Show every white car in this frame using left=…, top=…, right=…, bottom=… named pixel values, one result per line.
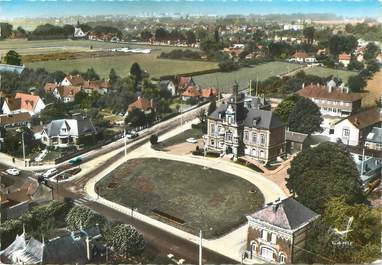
left=126, top=131, right=138, bottom=139
left=42, top=168, right=58, bottom=178
left=6, top=168, right=20, bottom=176
left=186, top=138, right=198, bottom=144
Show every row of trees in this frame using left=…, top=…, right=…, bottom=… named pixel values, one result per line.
left=141, top=27, right=197, bottom=45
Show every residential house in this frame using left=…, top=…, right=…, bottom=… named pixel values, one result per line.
left=127, top=96, right=155, bottom=114
left=2, top=93, right=46, bottom=116
left=200, top=87, right=218, bottom=101
left=298, top=80, right=362, bottom=118
left=73, top=26, right=86, bottom=39
left=285, top=130, right=310, bottom=153
left=205, top=83, right=285, bottom=163
left=0, top=64, right=25, bottom=74
left=331, top=107, right=382, bottom=146
left=177, top=76, right=195, bottom=91
left=60, top=75, right=85, bottom=87
left=43, top=82, right=59, bottom=93
left=0, top=226, right=102, bottom=264
left=244, top=96, right=271, bottom=111
left=54, top=86, right=82, bottom=103
left=338, top=53, right=351, bottom=67
left=290, top=51, right=317, bottom=64
left=41, top=116, right=97, bottom=148
left=159, top=80, right=177, bottom=96
left=181, top=86, right=201, bottom=101
left=245, top=197, right=319, bottom=263
left=0, top=112, right=31, bottom=128
left=82, top=80, right=111, bottom=95
left=365, top=127, right=382, bottom=151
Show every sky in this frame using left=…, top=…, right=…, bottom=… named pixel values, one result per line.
left=0, top=0, right=381, bottom=19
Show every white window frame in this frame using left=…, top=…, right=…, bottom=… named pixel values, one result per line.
left=262, top=230, right=268, bottom=241
left=271, top=233, right=277, bottom=244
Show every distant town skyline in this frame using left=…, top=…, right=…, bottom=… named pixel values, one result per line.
left=1, top=0, right=382, bottom=20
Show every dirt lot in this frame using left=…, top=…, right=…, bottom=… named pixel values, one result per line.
left=363, top=70, right=382, bottom=107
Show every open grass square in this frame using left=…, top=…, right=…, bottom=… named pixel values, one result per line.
left=95, top=158, right=264, bottom=238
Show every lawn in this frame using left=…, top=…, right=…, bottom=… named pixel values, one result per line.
left=193, top=61, right=303, bottom=92
left=95, top=158, right=264, bottom=238
left=303, top=66, right=358, bottom=83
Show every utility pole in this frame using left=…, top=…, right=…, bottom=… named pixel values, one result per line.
left=124, top=129, right=127, bottom=157
left=21, top=131, right=25, bottom=164
left=199, top=229, right=203, bottom=265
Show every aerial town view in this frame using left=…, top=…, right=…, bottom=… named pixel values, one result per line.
left=0, top=0, right=381, bottom=264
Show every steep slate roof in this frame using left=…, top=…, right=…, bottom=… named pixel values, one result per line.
left=209, top=104, right=284, bottom=130
left=298, top=84, right=363, bottom=102
left=249, top=197, right=319, bottom=231
left=285, top=130, right=309, bottom=143
left=43, top=117, right=97, bottom=137
left=366, top=127, right=382, bottom=144
left=345, top=107, right=382, bottom=129
left=0, top=112, right=31, bottom=125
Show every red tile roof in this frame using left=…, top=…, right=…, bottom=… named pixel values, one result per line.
left=0, top=112, right=31, bottom=126
left=57, top=86, right=81, bottom=98
left=64, top=75, right=85, bottom=86
left=128, top=97, right=153, bottom=112
left=181, top=86, right=200, bottom=97
left=178, top=76, right=194, bottom=88
left=346, top=107, right=382, bottom=129
left=298, top=84, right=363, bottom=102
left=82, top=80, right=111, bottom=90
left=338, top=53, right=351, bottom=61
left=43, top=82, right=59, bottom=93
left=200, top=87, right=218, bottom=98
left=14, top=93, right=41, bottom=112
left=292, top=51, right=308, bottom=59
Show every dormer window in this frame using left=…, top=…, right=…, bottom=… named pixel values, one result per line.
left=62, top=128, right=67, bottom=132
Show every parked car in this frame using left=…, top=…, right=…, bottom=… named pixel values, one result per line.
left=186, top=138, right=197, bottom=144
left=126, top=131, right=139, bottom=139
left=6, top=168, right=20, bottom=176
left=42, top=168, right=58, bottom=178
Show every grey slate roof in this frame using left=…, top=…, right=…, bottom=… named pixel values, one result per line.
left=44, top=116, right=97, bottom=138
left=366, top=127, right=382, bottom=144
left=249, top=197, right=319, bottom=231
left=286, top=130, right=309, bottom=143
left=209, top=104, right=284, bottom=130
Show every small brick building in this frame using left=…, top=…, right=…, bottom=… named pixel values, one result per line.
left=245, top=197, right=319, bottom=263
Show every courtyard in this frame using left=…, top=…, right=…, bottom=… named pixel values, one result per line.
left=95, top=158, right=264, bottom=238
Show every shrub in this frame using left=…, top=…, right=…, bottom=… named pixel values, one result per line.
left=150, top=134, right=158, bottom=145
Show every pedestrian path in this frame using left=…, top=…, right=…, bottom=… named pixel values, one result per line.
left=73, top=196, right=92, bottom=206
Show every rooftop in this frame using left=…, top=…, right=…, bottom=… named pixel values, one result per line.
left=298, top=83, right=363, bottom=102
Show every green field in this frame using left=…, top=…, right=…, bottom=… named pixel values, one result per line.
left=0, top=39, right=216, bottom=78
left=193, top=61, right=303, bottom=92
left=303, top=66, right=358, bottom=83
left=96, top=158, right=264, bottom=238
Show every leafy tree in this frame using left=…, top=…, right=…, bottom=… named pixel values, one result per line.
left=274, top=94, right=301, bottom=123
left=40, top=102, right=68, bottom=123
left=347, top=59, right=364, bottom=71
left=125, top=108, right=147, bottom=127
left=3, top=50, right=22, bottom=66
left=208, top=100, right=217, bottom=115
left=328, top=35, right=357, bottom=56
left=109, top=68, right=119, bottom=86
left=130, top=62, right=142, bottom=82
left=62, top=24, right=75, bottom=36
left=185, top=30, right=196, bottom=45
left=363, top=42, right=381, bottom=62
left=298, top=197, right=381, bottom=264
left=0, top=23, right=13, bottom=39
left=303, top=26, right=315, bottom=45
left=366, top=60, right=380, bottom=74
left=214, top=27, right=220, bottom=42
left=65, top=206, right=107, bottom=231
left=286, top=142, right=364, bottom=213
left=288, top=97, right=322, bottom=134
left=154, top=27, right=170, bottom=42
left=15, top=26, right=27, bottom=38
left=109, top=224, right=145, bottom=257
left=140, top=29, right=153, bottom=41
left=81, top=67, right=100, bottom=81
left=347, top=75, right=366, bottom=92
left=150, top=134, right=158, bottom=145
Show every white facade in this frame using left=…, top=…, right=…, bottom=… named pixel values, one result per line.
left=331, top=119, right=359, bottom=146
left=74, top=27, right=86, bottom=38
left=60, top=77, right=73, bottom=86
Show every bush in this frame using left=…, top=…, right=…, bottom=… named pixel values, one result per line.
left=218, top=60, right=240, bottom=72
left=159, top=49, right=202, bottom=60
left=150, top=134, right=158, bottom=145
left=65, top=206, right=107, bottom=231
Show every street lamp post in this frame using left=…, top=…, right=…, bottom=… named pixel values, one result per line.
left=17, top=128, right=26, bottom=165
